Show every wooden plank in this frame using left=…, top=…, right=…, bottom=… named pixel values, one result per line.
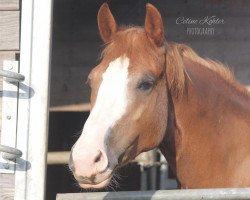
left=49, top=103, right=91, bottom=112
left=47, top=151, right=70, bottom=165
left=0, top=11, right=20, bottom=50
left=47, top=150, right=157, bottom=165
left=49, top=85, right=250, bottom=112
left=0, top=0, right=19, bottom=11
left=0, top=174, right=15, bottom=200
left=0, top=51, right=17, bottom=66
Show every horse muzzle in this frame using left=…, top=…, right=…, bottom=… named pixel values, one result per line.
left=69, top=146, right=115, bottom=189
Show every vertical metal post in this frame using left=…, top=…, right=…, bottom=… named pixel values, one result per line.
left=14, top=0, right=53, bottom=199
left=140, top=165, right=147, bottom=191
left=160, top=153, right=168, bottom=189
left=149, top=149, right=157, bottom=190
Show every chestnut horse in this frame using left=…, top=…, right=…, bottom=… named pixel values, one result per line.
left=69, top=3, right=250, bottom=189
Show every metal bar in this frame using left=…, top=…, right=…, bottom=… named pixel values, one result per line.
left=149, top=149, right=157, bottom=190
left=56, top=188, right=250, bottom=200
left=14, top=0, right=53, bottom=199
left=0, top=144, right=22, bottom=160
left=160, top=153, right=167, bottom=189
left=0, top=69, right=25, bottom=82
left=159, top=153, right=177, bottom=189
left=140, top=165, right=147, bottom=191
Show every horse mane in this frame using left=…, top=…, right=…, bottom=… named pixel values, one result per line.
left=166, top=42, right=249, bottom=98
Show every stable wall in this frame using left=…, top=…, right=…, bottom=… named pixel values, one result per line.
left=50, top=0, right=250, bottom=110
left=47, top=1, right=250, bottom=199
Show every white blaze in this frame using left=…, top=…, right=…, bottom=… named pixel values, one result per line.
left=88, top=56, right=129, bottom=127
left=73, top=56, right=130, bottom=159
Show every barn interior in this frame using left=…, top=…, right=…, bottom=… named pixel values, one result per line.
left=47, top=0, right=250, bottom=199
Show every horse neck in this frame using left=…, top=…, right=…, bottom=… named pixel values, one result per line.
left=159, top=56, right=250, bottom=187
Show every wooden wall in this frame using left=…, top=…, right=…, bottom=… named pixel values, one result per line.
left=0, top=0, right=20, bottom=199
left=50, top=0, right=250, bottom=112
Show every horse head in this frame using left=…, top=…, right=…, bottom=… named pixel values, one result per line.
left=69, top=3, right=168, bottom=189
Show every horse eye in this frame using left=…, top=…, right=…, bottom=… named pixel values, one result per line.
left=137, top=81, right=154, bottom=91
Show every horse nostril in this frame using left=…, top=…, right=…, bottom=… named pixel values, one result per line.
left=94, top=150, right=102, bottom=163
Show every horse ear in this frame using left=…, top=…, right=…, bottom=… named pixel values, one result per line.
left=144, top=3, right=164, bottom=46
left=97, top=3, right=117, bottom=43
